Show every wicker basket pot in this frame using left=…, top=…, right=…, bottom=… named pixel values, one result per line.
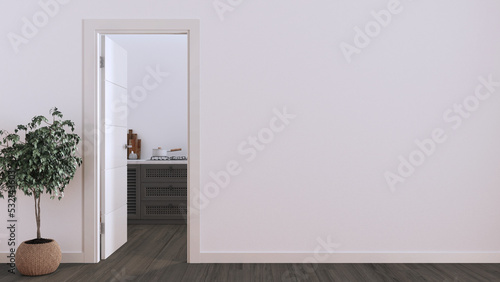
left=15, top=239, right=61, bottom=276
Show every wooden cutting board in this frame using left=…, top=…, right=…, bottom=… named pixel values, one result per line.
left=127, top=129, right=141, bottom=159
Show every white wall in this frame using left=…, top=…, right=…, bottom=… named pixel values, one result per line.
left=107, top=34, right=188, bottom=160
left=1, top=0, right=500, bottom=263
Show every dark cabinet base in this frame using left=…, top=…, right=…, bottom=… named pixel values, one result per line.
left=128, top=163, right=187, bottom=225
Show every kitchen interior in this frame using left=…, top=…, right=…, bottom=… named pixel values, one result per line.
left=107, top=34, right=188, bottom=225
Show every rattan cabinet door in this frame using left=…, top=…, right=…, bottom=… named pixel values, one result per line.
left=140, top=164, right=187, bottom=183
left=140, top=200, right=188, bottom=220
left=141, top=182, right=187, bottom=201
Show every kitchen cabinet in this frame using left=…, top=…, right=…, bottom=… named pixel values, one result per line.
left=127, top=162, right=187, bottom=224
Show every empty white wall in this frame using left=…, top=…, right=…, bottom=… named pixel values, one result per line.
left=108, top=34, right=188, bottom=160
left=0, top=0, right=500, bottom=263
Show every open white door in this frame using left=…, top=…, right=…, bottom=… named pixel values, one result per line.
left=100, top=36, right=128, bottom=260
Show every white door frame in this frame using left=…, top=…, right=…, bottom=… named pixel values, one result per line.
left=82, top=19, right=200, bottom=263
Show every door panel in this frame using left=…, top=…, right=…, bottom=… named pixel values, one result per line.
left=105, top=40, right=128, bottom=88
left=104, top=81, right=128, bottom=127
left=101, top=36, right=128, bottom=260
left=102, top=205, right=127, bottom=258
left=104, top=126, right=127, bottom=170
left=104, top=167, right=127, bottom=213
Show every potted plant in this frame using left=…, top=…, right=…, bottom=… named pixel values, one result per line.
left=0, top=108, right=82, bottom=276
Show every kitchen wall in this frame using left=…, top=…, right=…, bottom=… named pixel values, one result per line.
left=108, top=34, right=188, bottom=160
left=1, top=0, right=500, bottom=263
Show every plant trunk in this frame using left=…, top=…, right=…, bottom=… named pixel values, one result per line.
left=34, top=194, right=41, bottom=239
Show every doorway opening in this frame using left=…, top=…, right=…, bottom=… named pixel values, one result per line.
left=100, top=33, right=189, bottom=259
left=83, top=20, right=200, bottom=263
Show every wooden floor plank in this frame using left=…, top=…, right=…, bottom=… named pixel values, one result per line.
left=270, top=263, right=298, bottom=282
left=137, top=225, right=189, bottom=281
left=203, top=263, right=230, bottom=282
left=180, top=263, right=211, bottom=282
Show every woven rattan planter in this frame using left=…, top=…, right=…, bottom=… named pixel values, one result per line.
left=15, top=239, right=61, bottom=276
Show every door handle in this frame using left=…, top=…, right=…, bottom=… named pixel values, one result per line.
left=125, top=145, right=132, bottom=149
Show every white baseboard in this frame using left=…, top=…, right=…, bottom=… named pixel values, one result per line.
left=195, top=252, right=500, bottom=263
left=0, top=252, right=85, bottom=263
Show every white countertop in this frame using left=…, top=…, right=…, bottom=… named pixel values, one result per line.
left=127, top=160, right=188, bottom=165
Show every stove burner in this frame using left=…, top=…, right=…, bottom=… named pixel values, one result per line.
left=150, top=156, right=188, bottom=161
left=170, top=156, right=187, bottom=160
left=151, top=156, right=169, bottom=161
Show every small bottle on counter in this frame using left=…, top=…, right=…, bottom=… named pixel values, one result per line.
left=129, top=151, right=138, bottom=160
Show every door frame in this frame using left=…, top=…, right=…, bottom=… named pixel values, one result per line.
left=82, top=19, right=200, bottom=263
